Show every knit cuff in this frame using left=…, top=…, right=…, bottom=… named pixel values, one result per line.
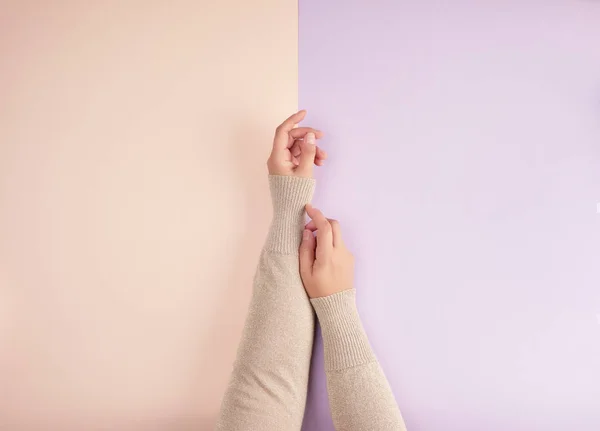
left=265, top=175, right=315, bottom=254
left=311, top=289, right=375, bottom=371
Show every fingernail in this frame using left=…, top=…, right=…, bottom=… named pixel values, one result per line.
left=303, top=229, right=311, bottom=240
left=306, top=132, right=315, bottom=145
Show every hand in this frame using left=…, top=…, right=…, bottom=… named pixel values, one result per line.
left=267, top=110, right=327, bottom=178
left=299, top=205, right=355, bottom=298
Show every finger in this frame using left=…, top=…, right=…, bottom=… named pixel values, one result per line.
left=316, top=146, right=327, bottom=160
left=328, top=219, right=343, bottom=247
left=292, top=156, right=300, bottom=166
left=289, top=127, right=324, bottom=140
left=306, top=219, right=341, bottom=241
left=292, top=144, right=325, bottom=165
left=299, top=229, right=316, bottom=280
left=279, top=110, right=307, bottom=132
left=273, top=110, right=306, bottom=149
left=272, top=111, right=307, bottom=155
left=290, top=141, right=301, bottom=157
left=305, top=204, right=333, bottom=260
left=296, top=132, right=317, bottom=177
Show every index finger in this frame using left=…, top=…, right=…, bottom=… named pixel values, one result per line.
left=306, top=218, right=343, bottom=247
left=305, top=204, right=333, bottom=260
left=272, top=110, right=307, bottom=153
left=275, top=109, right=305, bottom=134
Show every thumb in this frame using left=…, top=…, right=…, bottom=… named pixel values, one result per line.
left=299, top=229, right=316, bottom=280
left=296, top=132, right=317, bottom=177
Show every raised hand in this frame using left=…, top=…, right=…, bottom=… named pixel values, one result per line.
left=267, top=110, right=327, bottom=178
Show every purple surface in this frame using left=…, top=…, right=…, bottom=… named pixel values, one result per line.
left=299, top=1, right=600, bottom=430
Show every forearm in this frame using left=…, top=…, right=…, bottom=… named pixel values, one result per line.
left=216, top=175, right=316, bottom=431
left=311, top=289, right=407, bottom=431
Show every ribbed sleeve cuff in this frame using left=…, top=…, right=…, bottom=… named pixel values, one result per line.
left=311, top=289, right=376, bottom=371
left=265, top=175, right=316, bottom=254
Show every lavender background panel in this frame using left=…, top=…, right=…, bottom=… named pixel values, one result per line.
left=300, top=1, right=600, bottom=430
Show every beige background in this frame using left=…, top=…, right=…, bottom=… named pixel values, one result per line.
left=0, top=1, right=297, bottom=429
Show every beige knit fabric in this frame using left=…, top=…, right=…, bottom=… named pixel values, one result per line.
left=216, top=175, right=406, bottom=431
left=312, top=290, right=407, bottom=431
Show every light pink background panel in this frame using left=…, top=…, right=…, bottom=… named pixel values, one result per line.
left=0, top=1, right=298, bottom=429
left=300, top=1, right=600, bottom=430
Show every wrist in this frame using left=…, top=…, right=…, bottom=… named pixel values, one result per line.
left=310, top=289, right=375, bottom=370
left=265, top=175, right=315, bottom=254
left=269, top=175, right=315, bottom=214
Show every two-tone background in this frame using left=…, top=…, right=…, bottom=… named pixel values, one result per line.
left=1, top=1, right=599, bottom=430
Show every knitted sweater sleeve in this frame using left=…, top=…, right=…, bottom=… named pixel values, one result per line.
left=216, top=175, right=316, bottom=431
left=311, top=289, right=408, bottom=431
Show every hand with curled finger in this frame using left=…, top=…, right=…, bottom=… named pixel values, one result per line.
left=299, top=204, right=355, bottom=298
left=267, top=110, right=327, bottom=178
